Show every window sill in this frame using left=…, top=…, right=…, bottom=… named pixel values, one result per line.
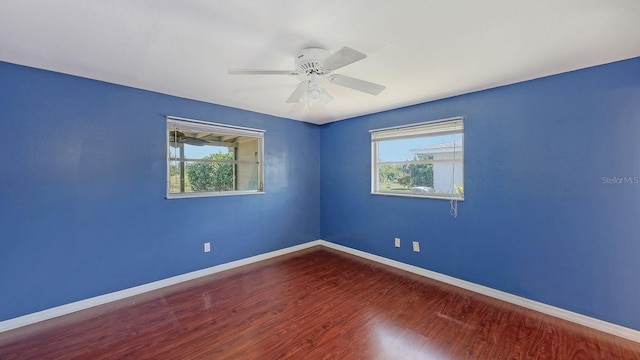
left=371, top=191, right=464, bottom=201
left=166, top=190, right=265, bottom=200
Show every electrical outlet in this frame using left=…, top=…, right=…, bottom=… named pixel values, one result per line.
left=412, top=241, right=420, bottom=252
left=394, top=238, right=401, bottom=248
left=204, top=242, right=211, bottom=253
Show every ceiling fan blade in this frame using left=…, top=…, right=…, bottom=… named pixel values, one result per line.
left=319, top=47, right=366, bottom=71
left=329, top=74, right=385, bottom=95
left=287, top=81, right=309, bottom=103
left=228, top=69, right=299, bottom=75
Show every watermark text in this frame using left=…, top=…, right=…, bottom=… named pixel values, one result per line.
left=602, top=176, right=639, bottom=184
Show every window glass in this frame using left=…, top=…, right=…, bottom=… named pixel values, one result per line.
left=371, top=118, right=464, bottom=200
left=167, top=118, right=264, bottom=198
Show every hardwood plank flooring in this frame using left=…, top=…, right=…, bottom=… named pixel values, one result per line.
left=1, top=247, right=639, bottom=359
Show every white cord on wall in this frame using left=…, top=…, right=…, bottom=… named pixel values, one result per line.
left=450, top=199, right=458, bottom=218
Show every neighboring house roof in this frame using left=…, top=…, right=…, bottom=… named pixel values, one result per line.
left=411, top=140, right=463, bottom=155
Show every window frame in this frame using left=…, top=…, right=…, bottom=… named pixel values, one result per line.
left=166, top=116, right=265, bottom=199
left=370, top=116, right=464, bottom=201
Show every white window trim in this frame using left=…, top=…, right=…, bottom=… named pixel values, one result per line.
left=166, top=116, right=265, bottom=199
left=370, top=116, right=464, bottom=201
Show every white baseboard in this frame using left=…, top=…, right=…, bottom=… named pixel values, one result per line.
left=2, top=238, right=639, bottom=343
left=317, top=240, right=640, bottom=343
left=0, top=240, right=323, bottom=333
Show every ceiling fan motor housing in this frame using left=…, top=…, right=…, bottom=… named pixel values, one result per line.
left=295, top=48, right=330, bottom=75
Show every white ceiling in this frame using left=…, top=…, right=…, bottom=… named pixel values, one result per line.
left=1, top=1, right=639, bottom=125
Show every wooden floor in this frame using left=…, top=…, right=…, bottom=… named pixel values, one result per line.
left=1, top=247, right=639, bottom=359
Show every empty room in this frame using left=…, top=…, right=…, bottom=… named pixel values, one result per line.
left=1, top=1, right=639, bottom=359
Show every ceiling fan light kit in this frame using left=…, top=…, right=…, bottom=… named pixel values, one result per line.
left=307, top=76, right=324, bottom=102
left=228, top=46, right=386, bottom=105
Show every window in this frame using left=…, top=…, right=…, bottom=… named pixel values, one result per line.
left=371, top=117, right=464, bottom=200
left=167, top=117, right=264, bottom=199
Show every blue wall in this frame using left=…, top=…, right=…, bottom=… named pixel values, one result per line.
left=321, top=57, right=640, bottom=330
left=0, top=62, right=321, bottom=321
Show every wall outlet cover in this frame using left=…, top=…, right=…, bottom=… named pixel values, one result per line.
left=395, top=238, right=401, bottom=247
left=412, top=241, right=420, bottom=252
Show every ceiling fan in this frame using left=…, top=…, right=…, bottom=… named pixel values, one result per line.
left=228, top=47, right=385, bottom=105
